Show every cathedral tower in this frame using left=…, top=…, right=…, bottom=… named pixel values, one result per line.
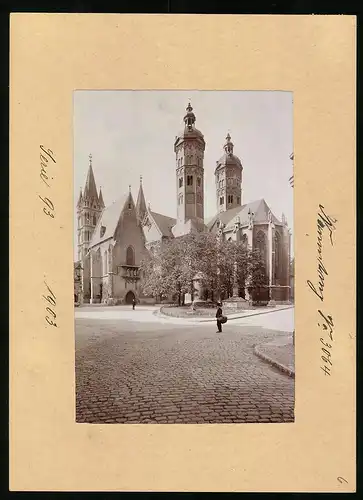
left=173, top=103, right=206, bottom=230
left=215, top=133, right=243, bottom=213
left=77, top=154, right=104, bottom=260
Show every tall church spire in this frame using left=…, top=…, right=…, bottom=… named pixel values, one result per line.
left=77, top=154, right=103, bottom=261
left=215, top=133, right=243, bottom=213
left=98, top=187, right=105, bottom=208
left=136, top=175, right=147, bottom=223
left=83, top=153, right=98, bottom=201
left=173, top=104, right=206, bottom=235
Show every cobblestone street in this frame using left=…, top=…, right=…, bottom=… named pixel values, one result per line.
left=75, top=307, right=294, bottom=424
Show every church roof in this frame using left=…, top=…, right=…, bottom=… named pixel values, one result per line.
left=215, top=153, right=242, bottom=171
left=207, top=199, right=281, bottom=231
left=150, top=211, right=176, bottom=238
left=89, top=193, right=131, bottom=248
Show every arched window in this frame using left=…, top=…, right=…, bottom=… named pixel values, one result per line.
left=255, top=231, right=267, bottom=266
left=103, top=250, right=108, bottom=274
left=242, top=234, right=248, bottom=246
left=126, top=245, right=135, bottom=266
left=274, top=232, right=281, bottom=280
left=93, top=214, right=97, bottom=225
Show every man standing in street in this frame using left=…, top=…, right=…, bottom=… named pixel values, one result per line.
left=216, top=302, right=223, bottom=333
left=132, top=298, right=136, bottom=310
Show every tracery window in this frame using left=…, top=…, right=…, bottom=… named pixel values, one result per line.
left=255, top=231, right=267, bottom=265
left=126, top=245, right=135, bottom=266
left=274, top=232, right=281, bottom=280
left=103, top=250, right=108, bottom=274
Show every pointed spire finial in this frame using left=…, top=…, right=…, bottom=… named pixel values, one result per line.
left=129, top=184, right=131, bottom=193
left=224, top=132, right=234, bottom=155
left=184, top=101, right=196, bottom=129
left=140, top=175, right=143, bottom=185
left=89, top=153, right=92, bottom=166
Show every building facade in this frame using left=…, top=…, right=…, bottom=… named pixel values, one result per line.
left=76, top=103, right=292, bottom=304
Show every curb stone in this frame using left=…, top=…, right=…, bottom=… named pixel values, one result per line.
left=158, top=305, right=294, bottom=322
left=254, top=344, right=295, bottom=378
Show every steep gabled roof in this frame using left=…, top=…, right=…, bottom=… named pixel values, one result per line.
left=207, top=199, right=281, bottom=231
left=89, top=193, right=131, bottom=248
left=150, top=211, right=176, bottom=238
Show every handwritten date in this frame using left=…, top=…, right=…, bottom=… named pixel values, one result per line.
left=39, top=145, right=55, bottom=219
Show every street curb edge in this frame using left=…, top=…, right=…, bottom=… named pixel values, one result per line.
left=254, top=345, right=295, bottom=378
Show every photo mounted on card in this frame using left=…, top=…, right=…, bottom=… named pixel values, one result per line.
left=10, top=14, right=356, bottom=492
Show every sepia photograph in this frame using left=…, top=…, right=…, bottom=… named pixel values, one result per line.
left=74, top=90, right=294, bottom=424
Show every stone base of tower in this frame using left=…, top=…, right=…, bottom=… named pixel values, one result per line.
left=269, top=285, right=291, bottom=303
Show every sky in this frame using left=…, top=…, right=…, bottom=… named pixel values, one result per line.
left=74, top=90, right=293, bottom=259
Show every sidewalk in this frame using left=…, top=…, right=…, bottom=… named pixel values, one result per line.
left=157, top=304, right=294, bottom=323
left=254, top=334, right=295, bottom=377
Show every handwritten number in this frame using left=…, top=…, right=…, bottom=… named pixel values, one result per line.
left=44, top=281, right=57, bottom=328
left=45, top=316, right=57, bottom=327
left=337, top=477, right=348, bottom=484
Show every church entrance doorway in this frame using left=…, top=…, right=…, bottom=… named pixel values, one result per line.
left=125, top=290, right=136, bottom=305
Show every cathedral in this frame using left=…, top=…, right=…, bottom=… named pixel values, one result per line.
left=74, top=103, right=291, bottom=305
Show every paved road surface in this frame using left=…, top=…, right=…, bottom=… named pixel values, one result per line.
left=75, top=307, right=295, bottom=424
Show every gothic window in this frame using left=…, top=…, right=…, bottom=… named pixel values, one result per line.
left=187, top=175, right=193, bottom=186
left=274, top=232, right=281, bottom=279
left=178, top=193, right=183, bottom=205
left=237, top=197, right=240, bottom=205
left=126, top=246, right=135, bottom=266
left=219, top=196, right=224, bottom=206
left=93, top=214, right=97, bottom=225
left=100, top=225, right=106, bottom=238
left=197, top=177, right=201, bottom=187
left=78, top=216, right=80, bottom=228
left=227, top=195, right=234, bottom=204
left=242, top=234, right=248, bottom=246
left=179, top=177, right=183, bottom=188
left=255, top=231, right=267, bottom=265
left=103, top=250, right=108, bottom=274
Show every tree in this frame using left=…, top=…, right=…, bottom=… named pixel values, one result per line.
left=140, top=232, right=270, bottom=305
left=246, top=249, right=269, bottom=303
